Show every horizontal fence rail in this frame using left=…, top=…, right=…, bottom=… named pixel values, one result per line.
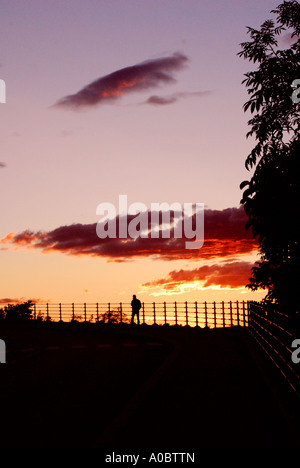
left=248, top=301, right=300, bottom=398
left=1, top=301, right=249, bottom=329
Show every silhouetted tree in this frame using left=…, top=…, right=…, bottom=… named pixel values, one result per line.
left=238, top=1, right=300, bottom=316
left=0, top=301, right=34, bottom=321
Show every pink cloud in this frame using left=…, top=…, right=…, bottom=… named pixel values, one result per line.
left=54, top=52, right=188, bottom=109
left=1, top=206, right=257, bottom=262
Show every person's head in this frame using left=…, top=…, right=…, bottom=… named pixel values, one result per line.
left=133, top=294, right=136, bottom=299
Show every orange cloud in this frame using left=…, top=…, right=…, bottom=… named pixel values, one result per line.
left=1, top=207, right=257, bottom=262
left=142, top=260, right=254, bottom=293
left=0, top=297, right=44, bottom=305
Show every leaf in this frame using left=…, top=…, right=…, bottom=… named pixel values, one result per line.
left=240, top=180, right=250, bottom=190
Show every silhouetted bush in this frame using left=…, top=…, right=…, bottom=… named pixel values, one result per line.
left=0, top=301, right=34, bottom=322
left=35, top=310, right=52, bottom=322
left=71, top=314, right=83, bottom=323
left=0, top=307, right=5, bottom=321
left=99, top=308, right=129, bottom=324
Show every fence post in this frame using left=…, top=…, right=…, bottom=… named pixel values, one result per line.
left=242, top=301, right=246, bottom=326
left=96, top=303, right=99, bottom=322
left=175, top=302, right=178, bottom=326
left=120, top=302, right=123, bottom=323
left=108, top=303, right=111, bottom=323
left=247, top=301, right=251, bottom=326
left=34, top=303, right=36, bottom=320
left=230, top=301, right=233, bottom=327
left=204, top=301, right=208, bottom=327
left=164, top=302, right=167, bottom=325
left=84, top=302, right=87, bottom=322
left=59, top=303, right=62, bottom=321
left=222, top=301, right=225, bottom=328
left=46, top=303, right=49, bottom=321
left=213, top=301, right=216, bottom=328
left=185, top=301, right=188, bottom=326
left=142, top=302, right=145, bottom=324
left=72, top=303, right=75, bottom=321
left=236, top=301, right=239, bottom=326
left=195, top=301, right=198, bottom=327
left=153, top=302, right=156, bottom=324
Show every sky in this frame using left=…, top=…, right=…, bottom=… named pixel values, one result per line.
left=0, top=0, right=284, bottom=307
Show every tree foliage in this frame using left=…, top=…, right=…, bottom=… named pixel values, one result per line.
left=238, top=1, right=300, bottom=315
left=0, top=301, right=34, bottom=322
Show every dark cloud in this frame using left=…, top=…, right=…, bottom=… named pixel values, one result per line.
left=0, top=297, right=43, bottom=305
left=0, top=162, right=6, bottom=168
left=145, top=91, right=211, bottom=106
left=146, top=95, right=177, bottom=105
left=54, top=52, right=188, bottom=109
left=1, top=206, right=257, bottom=262
left=142, top=260, right=254, bottom=292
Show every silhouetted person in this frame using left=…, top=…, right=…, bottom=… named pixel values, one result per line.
left=131, top=294, right=141, bottom=325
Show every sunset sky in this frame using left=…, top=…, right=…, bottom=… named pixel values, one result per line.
left=1, top=0, right=285, bottom=306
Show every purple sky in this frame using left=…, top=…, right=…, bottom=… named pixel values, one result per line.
left=0, top=0, right=281, bottom=304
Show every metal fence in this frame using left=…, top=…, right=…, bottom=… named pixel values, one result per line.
left=28, top=300, right=249, bottom=328
left=248, top=301, right=300, bottom=398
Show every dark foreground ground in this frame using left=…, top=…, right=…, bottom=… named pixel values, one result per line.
left=0, top=321, right=299, bottom=449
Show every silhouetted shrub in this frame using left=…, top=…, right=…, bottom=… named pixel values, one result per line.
left=99, top=308, right=129, bottom=324
left=0, top=301, right=34, bottom=322
left=35, top=311, right=52, bottom=322
left=71, top=314, right=83, bottom=323
left=0, top=307, right=5, bottom=321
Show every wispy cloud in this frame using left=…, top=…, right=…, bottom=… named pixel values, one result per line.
left=0, top=162, right=6, bottom=168
left=144, top=91, right=211, bottom=106
left=1, top=206, right=257, bottom=262
left=54, top=52, right=188, bottom=109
